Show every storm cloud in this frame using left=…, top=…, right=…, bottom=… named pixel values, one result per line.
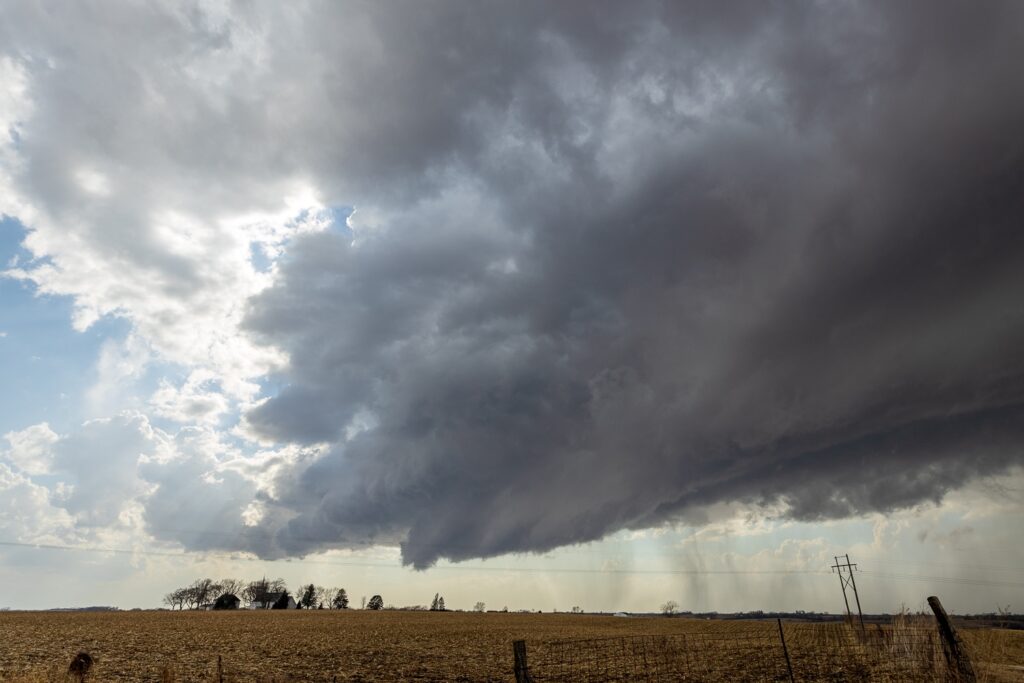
left=233, top=1, right=1024, bottom=566
left=4, top=1, right=1024, bottom=570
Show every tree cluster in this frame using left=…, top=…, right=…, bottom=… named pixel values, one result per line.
left=163, top=579, right=490, bottom=613
left=162, top=577, right=353, bottom=610
left=241, top=577, right=288, bottom=607
left=163, top=578, right=241, bottom=610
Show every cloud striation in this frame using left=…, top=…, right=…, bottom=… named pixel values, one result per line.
left=239, top=1, right=1024, bottom=567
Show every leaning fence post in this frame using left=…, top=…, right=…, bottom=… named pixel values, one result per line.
left=777, top=618, right=795, bottom=683
left=513, top=640, right=535, bottom=683
left=927, top=595, right=976, bottom=682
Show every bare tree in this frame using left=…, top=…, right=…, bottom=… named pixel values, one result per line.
left=240, top=577, right=288, bottom=608
left=182, top=589, right=199, bottom=610
left=163, top=588, right=187, bottom=610
left=474, top=602, right=486, bottom=612
left=187, top=578, right=220, bottom=609
left=661, top=600, right=679, bottom=616
left=218, top=578, right=245, bottom=598
left=243, top=578, right=272, bottom=607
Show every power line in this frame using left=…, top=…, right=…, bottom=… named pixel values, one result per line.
left=0, top=540, right=827, bottom=576
left=4, top=538, right=1022, bottom=588
left=855, top=556, right=1024, bottom=574
left=858, top=569, right=1024, bottom=589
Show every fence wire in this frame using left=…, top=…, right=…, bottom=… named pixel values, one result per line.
left=522, top=621, right=953, bottom=682
left=786, top=622, right=947, bottom=682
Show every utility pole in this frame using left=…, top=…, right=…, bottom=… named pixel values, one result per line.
left=831, top=554, right=865, bottom=634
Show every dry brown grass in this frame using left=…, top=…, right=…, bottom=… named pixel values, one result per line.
left=961, top=627, right=1024, bottom=683
left=882, top=609, right=1024, bottom=682
left=0, top=610, right=1019, bottom=682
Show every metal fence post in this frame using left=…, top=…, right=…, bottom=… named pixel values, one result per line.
left=513, top=640, right=535, bottom=683
left=927, top=595, right=976, bottom=682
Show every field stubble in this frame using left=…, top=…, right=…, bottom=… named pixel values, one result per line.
left=0, top=610, right=1020, bottom=682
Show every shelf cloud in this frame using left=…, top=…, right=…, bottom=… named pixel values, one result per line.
left=238, top=2, right=1024, bottom=566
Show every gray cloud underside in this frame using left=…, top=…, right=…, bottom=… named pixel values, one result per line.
left=20, top=1, right=1017, bottom=567
left=232, top=2, right=1024, bottom=567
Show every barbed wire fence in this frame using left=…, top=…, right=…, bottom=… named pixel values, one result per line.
left=513, top=596, right=976, bottom=682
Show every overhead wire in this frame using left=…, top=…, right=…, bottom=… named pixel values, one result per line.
left=2, top=539, right=1022, bottom=587
left=854, top=555, right=1023, bottom=574
left=0, top=539, right=829, bottom=576
left=857, top=569, right=1024, bottom=589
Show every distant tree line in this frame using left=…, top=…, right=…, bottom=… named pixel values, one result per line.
left=162, top=580, right=489, bottom=613
left=162, top=578, right=351, bottom=610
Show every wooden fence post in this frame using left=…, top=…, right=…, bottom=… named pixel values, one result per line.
left=927, top=595, right=976, bottom=682
left=777, top=618, right=795, bottom=683
left=513, top=640, right=535, bottom=683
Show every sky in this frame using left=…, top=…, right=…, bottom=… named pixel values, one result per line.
left=1, top=0, right=1023, bottom=614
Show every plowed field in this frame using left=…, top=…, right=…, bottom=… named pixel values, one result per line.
left=0, top=610, right=1020, bottom=682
